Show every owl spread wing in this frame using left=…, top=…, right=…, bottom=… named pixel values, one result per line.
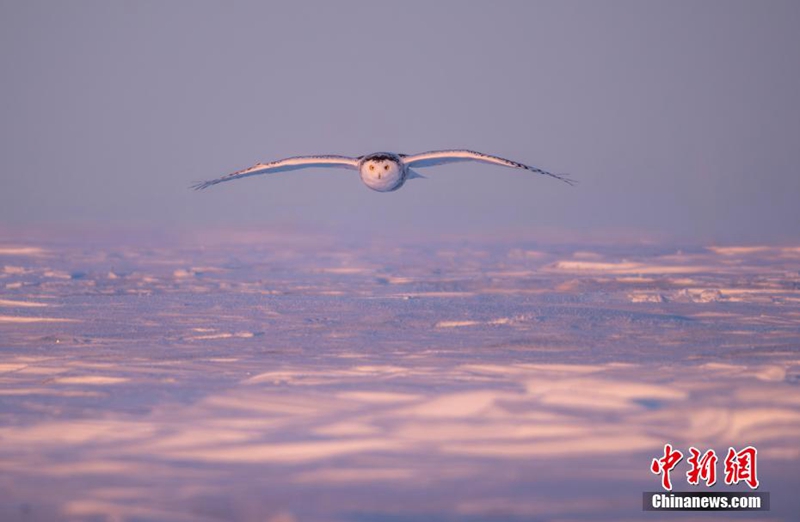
left=192, top=155, right=360, bottom=190
left=402, top=150, right=574, bottom=185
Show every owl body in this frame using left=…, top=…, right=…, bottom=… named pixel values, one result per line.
left=192, top=150, right=573, bottom=192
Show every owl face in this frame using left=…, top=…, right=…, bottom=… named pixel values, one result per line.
left=359, top=153, right=405, bottom=192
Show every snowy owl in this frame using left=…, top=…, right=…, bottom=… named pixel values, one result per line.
left=192, top=150, right=573, bottom=193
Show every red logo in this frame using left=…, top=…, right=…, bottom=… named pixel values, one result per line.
left=652, top=444, right=758, bottom=490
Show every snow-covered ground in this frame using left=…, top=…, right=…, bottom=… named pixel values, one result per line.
left=1, top=230, right=799, bottom=521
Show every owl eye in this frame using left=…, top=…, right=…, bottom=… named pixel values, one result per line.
left=384, top=165, right=389, bottom=171
left=369, top=165, right=374, bottom=171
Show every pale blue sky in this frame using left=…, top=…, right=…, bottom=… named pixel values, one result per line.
left=2, top=1, right=799, bottom=243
